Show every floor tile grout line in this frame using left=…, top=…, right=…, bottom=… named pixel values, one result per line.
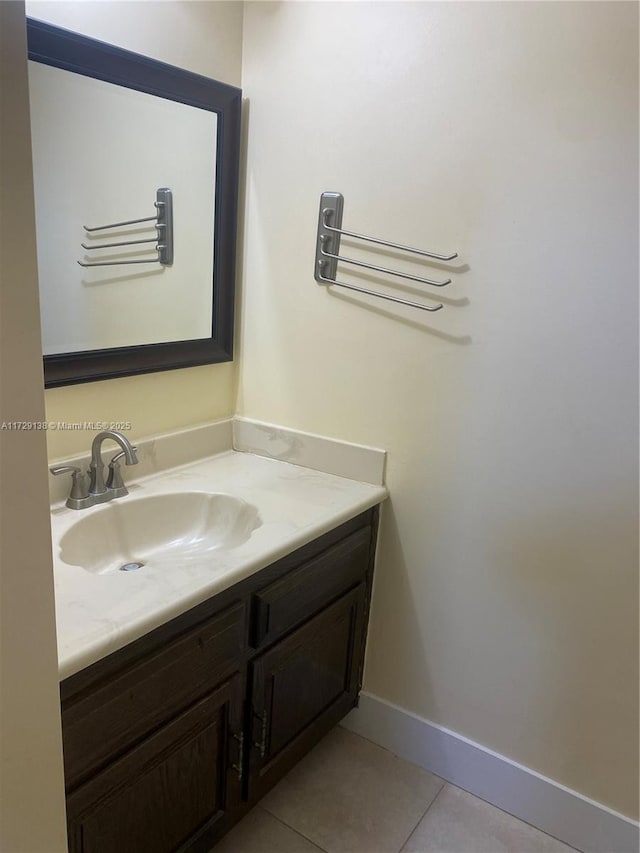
left=382, top=714, right=583, bottom=852
left=257, top=804, right=329, bottom=852
left=335, top=726, right=453, bottom=852
left=396, top=780, right=448, bottom=853
left=340, top=725, right=580, bottom=851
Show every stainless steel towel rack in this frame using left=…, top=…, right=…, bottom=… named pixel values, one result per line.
left=78, top=187, right=173, bottom=268
left=314, top=192, right=457, bottom=312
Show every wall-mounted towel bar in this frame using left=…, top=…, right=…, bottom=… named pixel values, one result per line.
left=82, top=216, right=158, bottom=233
left=78, top=187, right=173, bottom=268
left=314, top=192, right=457, bottom=312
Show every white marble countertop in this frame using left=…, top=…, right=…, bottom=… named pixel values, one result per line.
left=51, top=449, right=387, bottom=680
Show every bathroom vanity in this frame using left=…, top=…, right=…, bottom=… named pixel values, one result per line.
left=49, top=435, right=386, bottom=853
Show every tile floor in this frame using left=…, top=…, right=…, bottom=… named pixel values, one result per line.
left=214, top=727, right=577, bottom=853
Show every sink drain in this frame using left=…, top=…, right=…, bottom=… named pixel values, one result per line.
left=119, top=561, right=145, bottom=572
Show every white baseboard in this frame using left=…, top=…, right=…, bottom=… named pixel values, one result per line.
left=342, top=693, right=639, bottom=853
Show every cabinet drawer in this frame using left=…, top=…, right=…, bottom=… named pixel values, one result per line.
left=250, top=525, right=372, bottom=648
left=62, top=601, right=245, bottom=791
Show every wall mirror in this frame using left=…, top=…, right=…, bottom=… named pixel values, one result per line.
left=27, top=19, right=241, bottom=387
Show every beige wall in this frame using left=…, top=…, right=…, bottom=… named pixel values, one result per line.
left=10, top=0, right=638, bottom=835
left=239, top=1, right=639, bottom=818
left=26, top=0, right=244, bottom=460
left=0, top=3, right=68, bottom=850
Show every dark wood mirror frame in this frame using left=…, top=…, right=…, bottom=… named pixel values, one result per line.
left=27, top=19, right=241, bottom=388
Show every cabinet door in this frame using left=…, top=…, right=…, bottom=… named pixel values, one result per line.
left=248, top=584, right=366, bottom=800
left=66, top=674, right=243, bottom=853
left=62, top=601, right=245, bottom=791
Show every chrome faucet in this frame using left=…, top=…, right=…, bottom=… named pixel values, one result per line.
left=51, top=430, right=138, bottom=510
left=88, top=430, right=138, bottom=499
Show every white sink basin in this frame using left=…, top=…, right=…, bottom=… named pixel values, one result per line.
left=59, top=491, right=261, bottom=575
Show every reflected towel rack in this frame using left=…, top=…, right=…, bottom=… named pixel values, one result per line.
left=78, top=187, right=173, bottom=267
left=314, top=192, right=457, bottom=312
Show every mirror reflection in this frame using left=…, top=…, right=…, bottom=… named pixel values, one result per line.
left=29, top=61, right=218, bottom=354
left=26, top=18, right=241, bottom=388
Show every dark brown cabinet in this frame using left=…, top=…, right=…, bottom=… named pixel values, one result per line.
left=248, top=584, right=366, bottom=800
left=67, top=677, right=243, bottom=853
left=60, top=508, right=379, bottom=852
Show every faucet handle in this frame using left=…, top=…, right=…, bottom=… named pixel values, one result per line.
left=50, top=465, right=89, bottom=504
left=106, top=447, right=136, bottom=495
